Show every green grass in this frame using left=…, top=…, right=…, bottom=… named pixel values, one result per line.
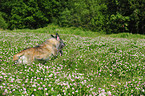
left=0, top=25, right=145, bottom=96
left=109, top=33, right=145, bottom=39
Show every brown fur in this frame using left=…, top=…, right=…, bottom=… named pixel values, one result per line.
left=13, top=33, right=65, bottom=64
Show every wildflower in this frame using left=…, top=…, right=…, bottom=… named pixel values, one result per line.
left=48, top=74, right=53, bottom=77
left=84, top=80, right=87, bottom=83
left=107, top=91, right=111, bottom=96
left=0, top=76, right=3, bottom=78
left=2, top=73, right=6, bottom=75
left=38, top=87, right=42, bottom=90
left=98, top=92, right=106, bottom=96
left=4, top=89, right=8, bottom=93
left=37, top=77, right=40, bottom=80
left=11, top=80, right=14, bottom=83
left=48, top=84, right=51, bottom=87
left=12, top=89, right=15, bottom=91
left=9, top=91, right=12, bottom=93
left=22, top=84, right=25, bottom=86
left=0, top=86, right=2, bottom=90
left=56, top=72, right=59, bottom=74
left=32, top=84, right=36, bottom=87
left=98, top=88, right=101, bottom=90
left=118, top=82, right=121, bottom=85
left=101, top=89, right=105, bottom=92
left=23, top=87, right=26, bottom=91
left=23, top=91, right=27, bottom=94
left=2, top=93, right=6, bottom=95
left=63, top=90, right=65, bottom=92
left=51, top=88, right=54, bottom=91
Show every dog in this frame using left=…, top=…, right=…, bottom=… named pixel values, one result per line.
left=13, top=33, right=65, bottom=64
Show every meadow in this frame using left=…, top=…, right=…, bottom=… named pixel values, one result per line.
left=0, top=25, right=145, bottom=96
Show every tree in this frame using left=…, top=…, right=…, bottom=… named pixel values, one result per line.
left=0, top=0, right=61, bottom=29
left=0, top=12, right=8, bottom=29
left=58, top=0, right=107, bottom=32
left=129, top=0, right=145, bottom=34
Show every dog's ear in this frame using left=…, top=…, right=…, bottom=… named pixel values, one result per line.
left=51, top=34, right=55, bottom=38
left=56, top=35, right=60, bottom=41
left=56, top=33, right=60, bottom=41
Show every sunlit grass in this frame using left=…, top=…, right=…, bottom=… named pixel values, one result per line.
left=0, top=26, right=145, bottom=95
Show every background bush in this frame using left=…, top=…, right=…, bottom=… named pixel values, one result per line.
left=0, top=12, right=8, bottom=29
left=58, top=0, right=108, bottom=32
left=0, top=0, right=145, bottom=34
left=0, top=0, right=62, bottom=29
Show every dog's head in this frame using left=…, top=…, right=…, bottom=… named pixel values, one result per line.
left=51, top=33, right=65, bottom=50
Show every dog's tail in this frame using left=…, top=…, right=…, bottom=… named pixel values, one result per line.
left=13, top=50, right=25, bottom=61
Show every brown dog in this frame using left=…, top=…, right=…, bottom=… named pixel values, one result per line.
left=13, top=33, right=65, bottom=64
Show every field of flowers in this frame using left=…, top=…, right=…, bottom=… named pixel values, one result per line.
left=0, top=28, right=145, bottom=96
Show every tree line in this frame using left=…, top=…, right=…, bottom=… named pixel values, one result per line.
left=0, top=0, right=145, bottom=34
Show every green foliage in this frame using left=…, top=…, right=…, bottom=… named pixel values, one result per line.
left=0, top=12, right=8, bottom=29
left=110, top=33, right=145, bottom=39
left=106, top=12, right=130, bottom=34
left=58, top=0, right=108, bottom=32
left=128, top=0, right=145, bottom=34
left=58, top=0, right=145, bottom=34
left=9, top=0, right=49, bottom=29
left=0, top=0, right=145, bottom=34
left=106, top=0, right=145, bottom=34
left=0, top=0, right=61, bottom=29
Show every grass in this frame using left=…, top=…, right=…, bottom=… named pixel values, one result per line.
left=0, top=25, right=145, bottom=96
